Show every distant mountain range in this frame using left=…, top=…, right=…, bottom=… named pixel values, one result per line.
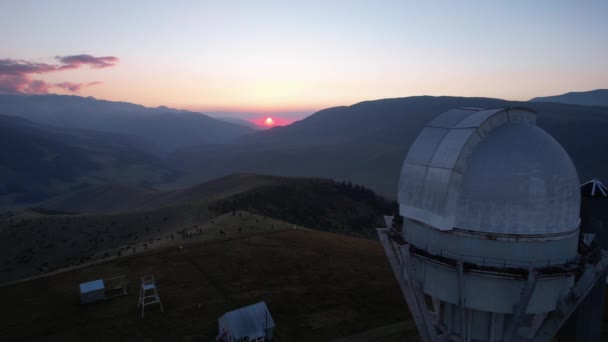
left=0, top=94, right=254, bottom=151
left=0, top=114, right=175, bottom=205
left=2, top=91, right=608, bottom=205
left=170, top=96, right=608, bottom=196
left=530, top=89, right=608, bottom=107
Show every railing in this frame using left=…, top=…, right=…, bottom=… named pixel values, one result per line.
left=412, top=243, right=575, bottom=269
left=386, top=230, right=578, bottom=272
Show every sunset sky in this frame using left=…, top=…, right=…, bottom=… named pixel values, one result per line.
left=1, top=0, right=607, bottom=121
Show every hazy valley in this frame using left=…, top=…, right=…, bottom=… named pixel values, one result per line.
left=2, top=92, right=608, bottom=207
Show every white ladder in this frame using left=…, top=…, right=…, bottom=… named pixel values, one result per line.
left=137, top=275, right=164, bottom=318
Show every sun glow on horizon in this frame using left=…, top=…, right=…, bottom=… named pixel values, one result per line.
left=250, top=116, right=295, bottom=128
left=264, top=117, right=275, bottom=126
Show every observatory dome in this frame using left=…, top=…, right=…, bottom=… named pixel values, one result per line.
left=398, top=108, right=580, bottom=237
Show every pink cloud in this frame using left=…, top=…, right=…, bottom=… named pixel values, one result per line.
left=0, top=75, right=50, bottom=94
left=25, top=80, right=51, bottom=94
left=0, top=54, right=117, bottom=94
left=0, top=75, right=30, bottom=94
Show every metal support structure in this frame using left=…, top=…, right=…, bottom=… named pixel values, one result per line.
left=534, top=253, right=608, bottom=342
left=377, top=228, right=436, bottom=342
left=581, top=179, right=608, bottom=197
left=504, top=267, right=537, bottom=342
left=379, top=226, right=608, bottom=342
left=457, top=261, right=466, bottom=341
left=103, top=275, right=128, bottom=299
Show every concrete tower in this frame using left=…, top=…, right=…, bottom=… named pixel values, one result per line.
left=378, top=108, right=608, bottom=342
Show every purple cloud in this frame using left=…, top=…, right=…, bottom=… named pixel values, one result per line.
left=0, top=59, right=57, bottom=76
left=53, top=81, right=103, bottom=93
left=57, top=54, right=119, bottom=70
left=0, top=54, right=118, bottom=94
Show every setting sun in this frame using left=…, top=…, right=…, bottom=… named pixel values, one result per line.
left=264, top=117, right=275, bottom=126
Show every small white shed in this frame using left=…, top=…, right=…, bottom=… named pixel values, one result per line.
left=79, top=279, right=105, bottom=304
left=217, top=301, right=275, bottom=342
left=79, top=276, right=128, bottom=304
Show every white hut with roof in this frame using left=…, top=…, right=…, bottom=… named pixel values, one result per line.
left=217, top=301, right=275, bottom=342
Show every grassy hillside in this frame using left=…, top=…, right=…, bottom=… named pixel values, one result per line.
left=0, top=175, right=394, bottom=284
left=0, top=229, right=412, bottom=341
left=39, top=174, right=284, bottom=214
left=211, top=178, right=395, bottom=238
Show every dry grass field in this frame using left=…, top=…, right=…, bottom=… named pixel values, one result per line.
left=0, top=228, right=416, bottom=341
left=0, top=208, right=281, bottom=283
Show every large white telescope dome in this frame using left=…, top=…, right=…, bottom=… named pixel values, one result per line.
left=398, top=108, right=580, bottom=238
left=380, top=107, right=608, bottom=342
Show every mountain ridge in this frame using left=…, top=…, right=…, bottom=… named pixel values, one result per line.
left=0, top=94, right=254, bottom=151
left=530, top=89, right=608, bottom=107
left=170, top=96, right=608, bottom=196
left=0, top=113, right=176, bottom=206
left=3, top=94, right=608, bottom=203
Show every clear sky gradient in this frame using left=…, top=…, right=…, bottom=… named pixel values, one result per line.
left=1, top=0, right=607, bottom=119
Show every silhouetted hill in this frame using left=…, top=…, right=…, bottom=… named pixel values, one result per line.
left=170, top=96, right=608, bottom=196
left=215, top=116, right=263, bottom=130
left=0, top=94, right=253, bottom=151
left=0, top=114, right=175, bottom=206
left=211, top=177, right=394, bottom=238
left=530, top=89, right=608, bottom=107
